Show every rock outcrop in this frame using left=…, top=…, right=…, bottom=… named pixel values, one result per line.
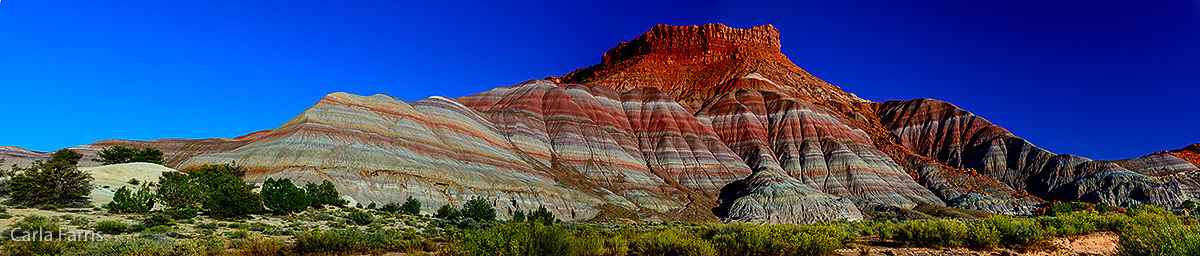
left=876, top=98, right=1198, bottom=208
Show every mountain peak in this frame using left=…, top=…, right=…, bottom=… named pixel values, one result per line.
left=558, top=23, right=863, bottom=112
left=617, top=23, right=781, bottom=59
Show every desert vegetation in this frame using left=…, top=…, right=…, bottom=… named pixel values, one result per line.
left=1, top=150, right=1197, bottom=255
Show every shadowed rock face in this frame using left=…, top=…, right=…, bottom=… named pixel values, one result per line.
left=877, top=98, right=1199, bottom=207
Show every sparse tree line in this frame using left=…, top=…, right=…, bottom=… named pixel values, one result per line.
left=0, top=146, right=529, bottom=222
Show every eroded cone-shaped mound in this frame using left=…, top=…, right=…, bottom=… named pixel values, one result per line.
left=715, top=170, right=864, bottom=223
left=700, top=86, right=941, bottom=209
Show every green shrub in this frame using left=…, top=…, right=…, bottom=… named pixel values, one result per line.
left=262, top=177, right=310, bottom=214
left=629, top=228, right=716, bottom=256
left=105, top=186, right=155, bottom=214
left=706, top=223, right=849, bottom=256
left=367, top=202, right=376, bottom=210
left=140, top=212, right=174, bottom=228
left=530, top=205, right=555, bottom=225
left=436, top=204, right=460, bottom=220
left=894, top=219, right=968, bottom=249
left=1183, top=200, right=1196, bottom=211
left=449, top=222, right=623, bottom=256
left=381, top=202, right=402, bottom=213
left=203, top=181, right=262, bottom=218
left=511, top=210, right=526, bottom=223
left=402, top=196, right=422, bottom=215
left=163, top=207, right=199, bottom=220
left=964, top=219, right=1000, bottom=250
left=127, top=178, right=139, bottom=185
left=93, top=146, right=164, bottom=165
left=1117, top=212, right=1200, bottom=255
left=347, top=211, right=375, bottom=225
left=49, top=148, right=84, bottom=165
left=305, top=180, right=347, bottom=208
left=461, top=197, right=496, bottom=222
left=93, top=220, right=129, bottom=234
left=236, top=236, right=286, bottom=256
left=1039, top=210, right=1100, bottom=237
left=8, top=155, right=93, bottom=206
left=293, top=229, right=363, bottom=254
left=66, top=236, right=224, bottom=256
left=9, top=215, right=63, bottom=238
left=983, top=215, right=1052, bottom=251
left=38, top=204, right=59, bottom=211
left=156, top=171, right=205, bottom=213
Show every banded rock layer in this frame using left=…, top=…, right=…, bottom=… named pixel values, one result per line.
left=180, top=82, right=849, bottom=221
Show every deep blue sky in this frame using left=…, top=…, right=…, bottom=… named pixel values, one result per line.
left=1, top=1, right=1197, bottom=160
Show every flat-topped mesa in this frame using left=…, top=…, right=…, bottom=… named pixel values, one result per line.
left=560, top=23, right=866, bottom=113
left=605, top=23, right=781, bottom=63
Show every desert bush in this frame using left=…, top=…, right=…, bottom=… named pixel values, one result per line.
left=706, top=223, right=849, bottom=256
left=204, top=181, right=262, bottom=218
left=93, top=146, right=164, bottom=165
left=104, top=186, right=155, bottom=214
left=402, top=196, right=422, bottom=215
left=1038, top=210, right=1100, bottom=237
left=8, top=215, right=63, bottom=238
left=511, top=210, right=527, bottom=223
left=449, top=222, right=613, bottom=256
left=894, top=219, right=968, bottom=249
left=293, top=228, right=363, bottom=254
left=963, top=219, right=1001, bottom=250
left=305, top=180, right=347, bottom=208
left=347, top=210, right=375, bottom=225
left=93, top=220, right=129, bottom=234
left=1116, top=205, right=1200, bottom=255
left=49, top=148, right=84, bottom=165
left=162, top=207, right=199, bottom=220
left=261, top=177, right=310, bottom=215
left=380, top=202, right=402, bottom=213
left=185, top=164, right=263, bottom=218
left=8, top=154, right=93, bottom=206
left=140, top=212, right=174, bottom=229
left=1117, top=219, right=1200, bottom=255
left=37, top=204, right=59, bottom=211
left=529, top=205, right=555, bottom=225
left=461, top=197, right=496, bottom=222
left=156, top=171, right=204, bottom=217
left=982, top=215, right=1052, bottom=251
left=629, top=228, right=716, bottom=256
left=65, top=236, right=223, bottom=256
left=236, top=236, right=285, bottom=256
left=436, top=204, right=461, bottom=220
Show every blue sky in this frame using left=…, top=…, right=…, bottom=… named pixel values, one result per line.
left=1, top=0, right=1197, bottom=160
